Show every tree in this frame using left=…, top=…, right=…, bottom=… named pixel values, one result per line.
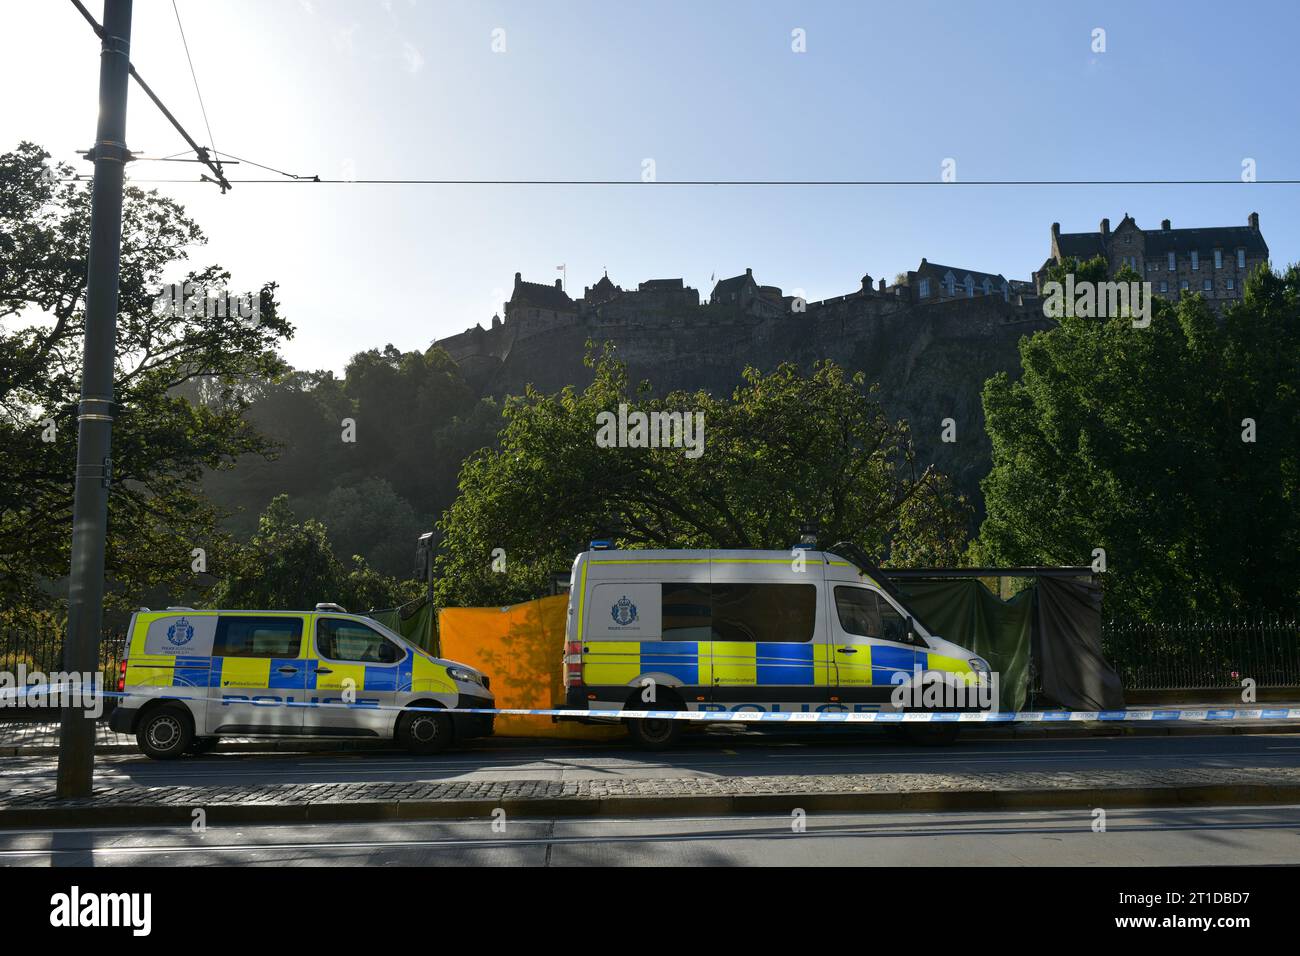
left=974, top=255, right=1300, bottom=619
left=2, top=143, right=295, bottom=611
left=434, top=346, right=970, bottom=608
left=314, top=477, right=423, bottom=579
left=198, top=344, right=500, bottom=573
left=208, top=495, right=420, bottom=611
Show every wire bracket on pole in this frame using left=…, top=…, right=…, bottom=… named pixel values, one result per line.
left=75, top=458, right=114, bottom=489
left=100, top=32, right=129, bottom=57
left=80, top=142, right=135, bottom=165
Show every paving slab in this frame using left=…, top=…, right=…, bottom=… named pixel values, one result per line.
left=3, top=764, right=1299, bottom=827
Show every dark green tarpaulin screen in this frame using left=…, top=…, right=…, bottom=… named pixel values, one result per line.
left=369, top=595, right=436, bottom=652
left=1034, top=576, right=1124, bottom=710
left=895, top=580, right=1033, bottom=712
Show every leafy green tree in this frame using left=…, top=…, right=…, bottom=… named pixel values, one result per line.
left=434, top=347, right=970, bottom=608
left=314, top=477, right=423, bottom=578
left=1, top=142, right=292, bottom=611
left=208, top=495, right=420, bottom=611
left=974, top=255, right=1300, bottom=619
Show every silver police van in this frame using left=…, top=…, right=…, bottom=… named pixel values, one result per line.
left=109, top=605, right=494, bottom=758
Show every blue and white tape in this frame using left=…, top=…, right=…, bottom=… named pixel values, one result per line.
left=1, top=684, right=1298, bottom=723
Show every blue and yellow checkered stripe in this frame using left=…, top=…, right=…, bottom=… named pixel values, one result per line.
left=123, top=654, right=454, bottom=695
left=582, top=642, right=978, bottom=687
left=584, top=641, right=836, bottom=686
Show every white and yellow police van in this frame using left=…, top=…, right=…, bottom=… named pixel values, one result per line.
left=562, top=545, right=992, bottom=749
left=109, top=604, right=494, bottom=759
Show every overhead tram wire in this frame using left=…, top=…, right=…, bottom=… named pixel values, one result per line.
left=211, top=150, right=319, bottom=181
left=64, top=1, right=1299, bottom=193
left=171, top=0, right=223, bottom=182
left=111, top=176, right=1300, bottom=187
left=68, top=0, right=232, bottom=192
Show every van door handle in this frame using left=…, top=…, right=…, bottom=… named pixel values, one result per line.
left=315, top=666, right=333, bottom=675
left=836, top=648, right=858, bottom=655
left=277, top=666, right=299, bottom=674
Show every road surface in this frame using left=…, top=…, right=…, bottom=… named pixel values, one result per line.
left=0, top=805, right=1296, bottom=866
left=3, top=732, right=1298, bottom=793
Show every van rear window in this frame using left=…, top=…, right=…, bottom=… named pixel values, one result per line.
left=662, top=583, right=711, bottom=640
left=711, top=583, right=816, bottom=643
left=214, top=616, right=304, bottom=658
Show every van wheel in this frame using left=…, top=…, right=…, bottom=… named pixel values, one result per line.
left=903, top=723, right=961, bottom=746
left=628, top=715, right=683, bottom=750
left=137, top=705, right=194, bottom=760
left=397, top=707, right=453, bottom=754
left=626, top=691, right=686, bottom=750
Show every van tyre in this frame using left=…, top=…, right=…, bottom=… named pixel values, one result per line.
left=137, top=705, right=194, bottom=760
left=627, top=715, right=683, bottom=750
left=626, top=691, right=686, bottom=750
left=397, top=708, right=453, bottom=754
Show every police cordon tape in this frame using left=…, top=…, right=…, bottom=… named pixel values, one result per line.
left=1, top=682, right=1298, bottom=723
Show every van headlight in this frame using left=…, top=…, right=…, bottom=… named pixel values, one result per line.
left=969, top=657, right=991, bottom=677
left=446, top=666, right=482, bottom=685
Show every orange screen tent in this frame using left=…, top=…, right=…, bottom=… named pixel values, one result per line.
left=437, top=595, right=622, bottom=740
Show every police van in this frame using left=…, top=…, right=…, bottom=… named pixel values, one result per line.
left=562, top=544, right=993, bottom=749
left=109, top=604, right=495, bottom=759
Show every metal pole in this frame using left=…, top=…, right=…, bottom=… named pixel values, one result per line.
left=57, top=0, right=133, bottom=799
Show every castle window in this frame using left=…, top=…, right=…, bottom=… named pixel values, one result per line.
left=1160, top=280, right=1168, bottom=293
left=1168, top=252, right=1176, bottom=270
left=964, top=275, right=974, bottom=297
left=1190, top=251, right=1199, bottom=271
left=1180, top=279, right=1189, bottom=291
left=1237, top=249, right=1246, bottom=268
left=1214, top=249, right=1223, bottom=269
left=918, top=278, right=931, bottom=298
left=944, top=273, right=955, bottom=296
left=982, top=278, right=992, bottom=296
left=1227, top=277, right=1236, bottom=291
left=1203, top=278, right=1212, bottom=292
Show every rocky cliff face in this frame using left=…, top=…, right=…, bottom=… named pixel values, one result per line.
left=439, top=296, right=1052, bottom=515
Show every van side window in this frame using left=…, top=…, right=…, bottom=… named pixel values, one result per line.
left=662, top=583, right=711, bottom=640
left=711, top=583, right=816, bottom=643
left=834, top=588, right=910, bottom=644
left=214, top=616, right=304, bottom=658
left=317, top=618, right=403, bottom=664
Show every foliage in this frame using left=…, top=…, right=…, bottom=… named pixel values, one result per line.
left=0, top=142, right=292, bottom=611
left=207, top=495, right=421, bottom=612
left=974, top=255, right=1300, bottom=619
left=435, top=345, right=971, bottom=608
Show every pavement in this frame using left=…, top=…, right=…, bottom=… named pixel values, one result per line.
left=4, top=704, right=1300, bottom=757
left=2, top=732, right=1299, bottom=827
left=3, top=805, right=1298, bottom=866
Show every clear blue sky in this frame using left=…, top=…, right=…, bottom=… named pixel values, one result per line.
left=5, top=0, right=1298, bottom=373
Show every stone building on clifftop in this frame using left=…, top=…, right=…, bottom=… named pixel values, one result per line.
left=1035, top=212, right=1269, bottom=311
